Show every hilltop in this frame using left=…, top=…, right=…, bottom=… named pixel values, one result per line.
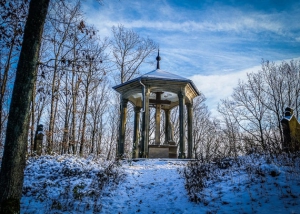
left=20, top=154, right=300, bottom=214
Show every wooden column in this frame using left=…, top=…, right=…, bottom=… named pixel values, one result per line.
left=118, top=98, right=128, bottom=158
left=187, top=102, right=193, bottom=159
left=155, top=92, right=163, bottom=145
left=140, top=88, right=150, bottom=158
left=178, top=90, right=186, bottom=158
left=164, top=109, right=170, bottom=144
left=132, top=107, right=141, bottom=158
left=155, top=104, right=161, bottom=144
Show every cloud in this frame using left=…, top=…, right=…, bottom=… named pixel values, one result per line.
left=83, top=1, right=300, bottom=40
left=190, top=66, right=258, bottom=116
left=190, top=56, right=300, bottom=117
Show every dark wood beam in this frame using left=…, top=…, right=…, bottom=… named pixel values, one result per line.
left=149, top=99, right=171, bottom=105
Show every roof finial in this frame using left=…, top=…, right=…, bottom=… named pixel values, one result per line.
left=156, top=49, right=161, bottom=69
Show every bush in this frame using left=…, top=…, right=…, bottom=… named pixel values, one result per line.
left=21, top=155, right=124, bottom=213
left=182, top=152, right=300, bottom=208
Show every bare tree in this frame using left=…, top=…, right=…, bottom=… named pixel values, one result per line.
left=87, top=79, right=110, bottom=155
left=105, top=93, right=119, bottom=160
left=110, top=24, right=157, bottom=84
left=43, top=1, right=83, bottom=154
left=78, top=40, right=109, bottom=156
left=218, top=100, right=244, bottom=157
left=192, top=95, right=211, bottom=159
left=38, top=1, right=98, bottom=154
left=218, top=60, right=300, bottom=154
left=219, top=76, right=269, bottom=152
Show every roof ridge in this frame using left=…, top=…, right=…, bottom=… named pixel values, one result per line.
left=141, top=69, right=188, bottom=80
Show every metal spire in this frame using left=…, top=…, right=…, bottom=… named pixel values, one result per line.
left=156, top=49, right=161, bottom=69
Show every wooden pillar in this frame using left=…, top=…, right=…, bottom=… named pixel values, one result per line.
left=132, top=107, right=141, bottom=158
left=187, top=102, right=193, bottom=159
left=155, top=104, right=161, bottom=144
left=118, top=98, right=128, bottom=158
left=140, top=88, right=150, bottom=158
left=164, top=109, right=170, bottom=144
left=155, top=92, right=163, bottom=145
left=178, top=90, right=186, bottom=158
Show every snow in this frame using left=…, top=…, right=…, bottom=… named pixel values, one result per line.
left=141, top=69, right=189, bottom=81
left=100, top=159, right=200, bottom=213
left=20, top=154, right=300, bottom=214
left=283, top=115, right=293, bottom=121
left=112, top=68, right=200, bottom=96
left=188, top=156, right=300, bottom=214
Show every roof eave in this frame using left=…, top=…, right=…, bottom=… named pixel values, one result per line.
left=112, top=75, right=200, bottom=96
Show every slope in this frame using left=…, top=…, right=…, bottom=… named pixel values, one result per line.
left=20, top=155, right=300, bottom=214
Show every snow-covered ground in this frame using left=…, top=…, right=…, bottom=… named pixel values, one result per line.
left=100, top=159, right=200, bottom=213
left=20, top=155, right=300, bottom=214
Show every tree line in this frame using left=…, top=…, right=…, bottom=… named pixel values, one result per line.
left=217, top=60, right=300, bottom=157
left=178, top=60, right=300, bottom=162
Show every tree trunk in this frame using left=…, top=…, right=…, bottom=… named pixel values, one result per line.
left=62, top=118, right=69, bottom=154
left=30, top=75, right=36, bottom=155
left=0, top=0, right=50, bottom=212
left=91, top=119, right=97, bottom=154
left=71, top=72, right=79, bottom=154
left=79, top=84, right=89, bottom=157
left=47, top=61, right=58, bottom=154
left=70, top=43, right=80, bottom=154
left=71, top=87, right=77, bottom=154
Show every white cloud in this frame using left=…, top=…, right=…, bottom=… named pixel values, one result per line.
left=191, top=56, right=300, bottom=117
left=190, top=66, right=259, bottom=117
left=83, top=1, right=300, bottom=39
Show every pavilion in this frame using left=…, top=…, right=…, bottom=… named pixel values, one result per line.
left=113, top=51, right=200, bottom=159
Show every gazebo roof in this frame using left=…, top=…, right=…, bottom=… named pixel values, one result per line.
left=113, top=69, right=199, bottom=95
left=112, top=52, right=200, bottom=109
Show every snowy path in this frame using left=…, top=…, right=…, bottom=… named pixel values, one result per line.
left=101, top=159, right=202, bottom=214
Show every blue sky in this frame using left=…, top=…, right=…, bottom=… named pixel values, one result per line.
left=82, top=0, right=300, bottom=116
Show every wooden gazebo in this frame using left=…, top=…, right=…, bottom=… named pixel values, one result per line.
left=113, top=52, right=200, bottom=158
